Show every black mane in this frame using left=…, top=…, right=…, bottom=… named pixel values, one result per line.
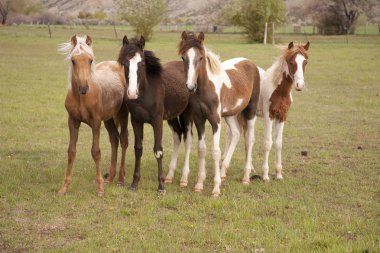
left=144, top=50, right=162, bottom=76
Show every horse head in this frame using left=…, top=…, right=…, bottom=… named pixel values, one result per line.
left=61, top=35, right=94, bottom=95
left=178, top=31, right=206, bottom=93
left=118, top=35, right=146, bottom=100
left=284, top=41, right=310, bottom=91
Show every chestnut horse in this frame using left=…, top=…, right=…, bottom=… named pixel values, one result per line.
left=231, top=41, right=310, bottom=181
left=58, top=35, right=128, bottom=196
left=117, top=35, right=193, bottom=193
left=178, top=32, right=260, bottom=196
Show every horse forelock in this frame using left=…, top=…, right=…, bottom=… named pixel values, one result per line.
left=58, top=35, right=94, bottom=62
left=178, top=34, right=203, bottom=55
left=117, top=38, right=142, bottom=64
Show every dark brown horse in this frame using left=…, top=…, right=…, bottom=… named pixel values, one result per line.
left=178, top=31, right=261, bottom=196
left=117, top=35, right=193, bottom=192
left=58, top=35, right=129, bottom=196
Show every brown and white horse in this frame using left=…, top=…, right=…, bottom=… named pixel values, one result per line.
left=118, top=35, right=193, bottom=193
left=58, top=35, right=129, bottom=195
left=230, top=41, right=310, bottom=181
left=177, top=31, right=260, bottom=196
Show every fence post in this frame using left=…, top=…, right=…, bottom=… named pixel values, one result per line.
left=113, top=22, right=118, bottom=39
left=272, top=22, right=275, bottom=45
left=263, top=22, right=267, bottom=45
left=48, top=23, right=52, bottom=38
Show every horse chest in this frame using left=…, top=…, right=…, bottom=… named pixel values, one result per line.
left=127, top=100, right=152, bottom=123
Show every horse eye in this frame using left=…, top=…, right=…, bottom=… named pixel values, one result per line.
left=181, top=56, right=185, bottom=61
left=71, top=60, right=75, bottom=65
left=200, top=56, right=203, bottom=60
left=90, top=59, right=93, bottom=64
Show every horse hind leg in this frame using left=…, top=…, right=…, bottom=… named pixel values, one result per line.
left=220, top=116, right=242, bottom=182
left=117, top=107, right=129, bottom=186
left=179, top=115, right=193, bottom=187
left=165, top=118, right=182, bottom=184
left=104, top=119, right=120, bottom=184
left=242, top=116, right=256, bottom=185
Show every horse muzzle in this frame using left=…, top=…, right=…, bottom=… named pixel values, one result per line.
left=186, top=83, right=197, bottom=93
left=79, top=85, right=89, bottom=95
left=127, top=89, right=139, bottom=100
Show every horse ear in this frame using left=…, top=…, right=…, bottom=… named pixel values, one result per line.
left=139, top=35, right=145, bottom=50
left=288, top=41, right=294, bottom=49
left=123, top=35, right=129, bottom=45
left=198, top=32, right=205, bottom=43
left=71, top=35, right=77, bottom=46
left=85, top=35, right=92, bottom=46
left=181, top=31, right=187, bottom=40
left=304, top=41, right=310, bottom=51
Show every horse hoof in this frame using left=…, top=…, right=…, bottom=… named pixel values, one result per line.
left=276, top=175, right=284, bottom=180
left=262, top=176, right=270, bottom=182
left=104, top=180, right=110, bottom=184
left=130, top=186, right=137, bottom=191
left=164, top=178, right=173, bottom=184
left=221, top=176, right=226, bottom=182
left=97, top=191, right=104, bottom=197
left=242, top=180, right=250, bottom=185
left=57, top=191, right=66, bottom=196
left=180, top=181, right=188, bottom=187
left=158, top=189, right=166, bottom=195
left=194, top=187, right=203, bottom=193
left=211, top=192, right=220, bottom=198
left=117, top=181, right=125, bottom=186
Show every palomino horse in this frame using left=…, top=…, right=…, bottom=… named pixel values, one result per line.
left=228, top=41, right=310, bottom=181
left=178, top=31, right=260, bottom=196
left=58, top=35, right=129, bottom=195
left=117, top=35, right=193, bottom=192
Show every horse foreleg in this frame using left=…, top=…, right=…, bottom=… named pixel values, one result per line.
left=130, top=118, right=143, bottom=191
left=194, top=117, right=206, bottom=193
left=91, top=120, right=104, bottom=196
left=180, top=121, right=193, bottom=187
left=242, top=117, right=256, bottom=184
left=104, top=119, right=119, bottom=184
left=262, top=114, right=273, bottom=181
left=273, top=120, right=284, bottom=180
left=152, top=118, right=164, bottom=193
left=220, top=116, right=241, bottom=182
left=210, top=117, right=222, bottom=197
left=58, top=117, right=80, bottom=195
left=118, top=109, right=129, bottom=186
left=165, top=119, right=182, bottom=184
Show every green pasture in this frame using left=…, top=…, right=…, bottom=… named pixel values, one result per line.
left=0, top=25, right=379, bottom=252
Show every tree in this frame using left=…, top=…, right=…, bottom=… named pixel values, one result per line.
left=117, top=0, right=166, bottom=41
left=223, top=0, right=286, bottom=42
left=0, top=0, right=10, bottom=24
left=289, top=0, right=379, bottom=35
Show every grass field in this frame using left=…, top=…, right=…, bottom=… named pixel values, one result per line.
left=0, top=25, right=379, bottom=252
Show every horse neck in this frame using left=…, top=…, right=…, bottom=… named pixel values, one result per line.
left=275, top=72, right=293, bottom=96
left=198, top=57, right=211, bottom=92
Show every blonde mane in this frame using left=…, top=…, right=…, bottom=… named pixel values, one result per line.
left=205, top=47, right=223, bottom=75
left=58, top=35, right=94, bottom=62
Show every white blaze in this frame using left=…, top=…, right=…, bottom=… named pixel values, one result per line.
left=186, top=48, right=197, bottom=90
left=128, top=52, right=142, bottom=99
left=294, top=54, right=306, bottom=90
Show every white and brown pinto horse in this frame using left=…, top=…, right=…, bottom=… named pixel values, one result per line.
left=177, top=32, right=260, bottom=196
left=58, top=35, right=128, bottom=195
left=229, top=41, right=310, bottom=181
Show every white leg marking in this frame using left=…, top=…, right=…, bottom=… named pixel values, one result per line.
left=242, top=117, right=256, bottom=184
left=212, top=122, right=222, bottom=197
left=262, top=113, right=273, bottom=181
left=221, top=116, right=241, bottom=181
left=273, top=120, right=284, bottom=180
left=165, top=126, right=181, bottom=183
left=180, top=123, right=192, bottom=187
left=195, top=133, right=206, bottom=192
left=154, top=151, right=163, bottom=159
